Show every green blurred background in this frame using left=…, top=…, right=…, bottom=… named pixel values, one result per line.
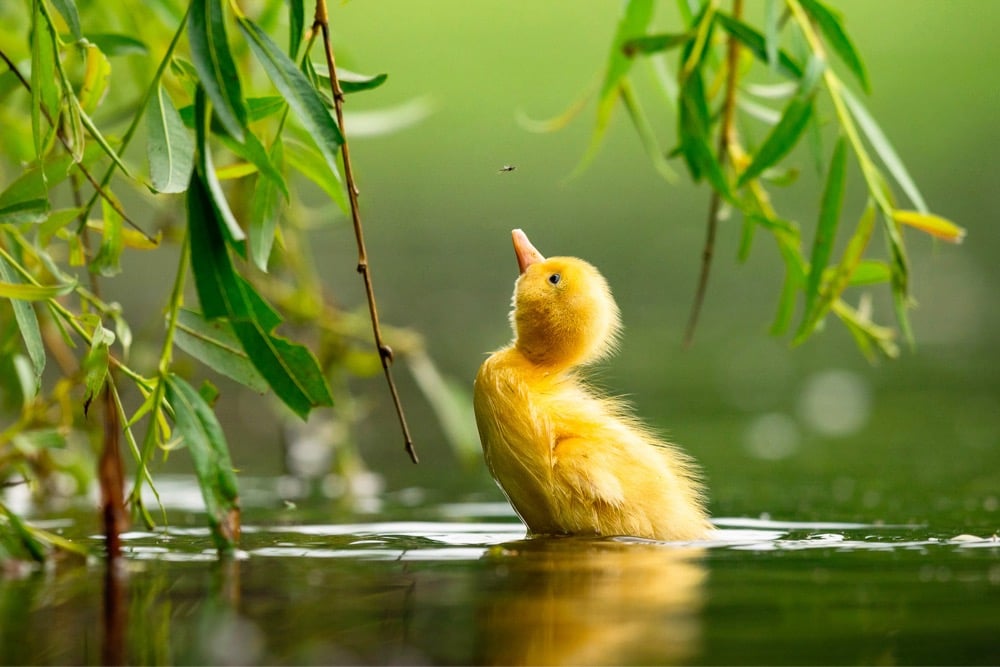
left=80, top=1, right=1000, bottom=529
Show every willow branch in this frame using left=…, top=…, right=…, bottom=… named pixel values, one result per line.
left=313, top=1, right=418, bottom=464
left=683, top=0, right=743, bottom=348
left=0, top=48, right=156, bottom=245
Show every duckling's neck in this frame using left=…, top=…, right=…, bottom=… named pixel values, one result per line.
left=514, top=330, right=590, bottom=373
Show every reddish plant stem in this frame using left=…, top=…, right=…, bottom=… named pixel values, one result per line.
left=99, top=381, right=127, bottom=561
left=683, top=0, right=744, bottom=348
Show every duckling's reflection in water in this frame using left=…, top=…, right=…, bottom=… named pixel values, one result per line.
left=476, top=537, right=706, bottom=666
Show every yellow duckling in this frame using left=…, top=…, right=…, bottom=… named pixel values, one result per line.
left=474, top=230, right=710, bottom=541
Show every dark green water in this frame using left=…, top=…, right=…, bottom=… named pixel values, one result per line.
left=2, top=478, right=998, bottom=666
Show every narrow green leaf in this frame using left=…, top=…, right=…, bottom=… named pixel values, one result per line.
left=188, top=0, right=247, bottom=140
left=764, top=0, right=780, bottom=69
left=737, top=56, right=825, bottom=187
left=249, top=138, right=284, bottom=270
left=288, top=0, right=305, bottom=58
left=0, top=279, right=76, bottom=300
left=0, top=148, right=102, bottom=225
left=237, top=16, right=344, bottom=186
left=715, top=11, right=803, bottom=79
left=569, top=0, right=655, bottom=178
left=621, top=31, right=692, bottom=57
left=825, top=259, right=890, bottom=287
left=50, top=0, right=82, bottom=41
left=620, top=80, right=676, bottom=182
left=799, top=0, right=870, bottom=93
left=0, top=252, right=45, bottom=393
left=800, top=137, right=848, bottom=325
left=186, top=169, right=333, bottom=418
left=833, top=298, right=899, bottom=361
left=82, top=325, right=114, bottom=415
left=679, top=1, right=716, bottom=79
left=794, top=200, right=877, bottom=344
left=193, top=88, right=245, bottom=244
left=283, top=137, right=348, bottom=213
left=88, top=33, right=149, bottom=57
left=310, top=63, right=389, bottom=94
left=90, top=192, right=124, bottom=276
left=173, top=308, right=269, bottom=393
left=840, top=85, right=928, bottom=213
left=246, top=96, right=286, bottom=122
left=165, top=374, right=240, bottom=552
left=0, top=199, right=50, bottom=224
left=215, top=125, right=288, bottom=199
left=31, top=0, right=59, bottom=163
left=676, top=69, right=709, bottom=180
left=37, top=207, right=83, bottom=246
left=146, top=85, right=195, bottom=194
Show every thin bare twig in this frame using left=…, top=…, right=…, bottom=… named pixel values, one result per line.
left=683, top=0, right=743, bottom=348
left=0, top=48, right=157, bottom=245
left=313, top=1, right=418, bottom=464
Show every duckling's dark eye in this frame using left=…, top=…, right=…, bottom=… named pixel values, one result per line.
left=548, top=273, right=561, bottom=285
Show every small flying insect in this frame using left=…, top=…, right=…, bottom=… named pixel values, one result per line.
left=498, top=164, right=517, bottom=173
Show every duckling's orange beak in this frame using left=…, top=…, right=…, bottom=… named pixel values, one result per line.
left=512, top=229, right=545, bottom=275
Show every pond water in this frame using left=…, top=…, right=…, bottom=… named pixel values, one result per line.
left=2, top=476, right=998, bottom=665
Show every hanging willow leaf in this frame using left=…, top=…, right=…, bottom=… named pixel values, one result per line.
left=186, top=168, right=333, bottom=418
left=715, top=11, right=803, bottom=79
left=174, top=308, right=269, bottom=394
left=82, top=325, right=114, bottom=416
left=798, top=0, right=870, bottom=93
left=737, top=55, right=824, bottom=187
left=0, top=252, right=45, bottom=393
left=0, top=167, right=50, bottom=223
left=620, top=79, right=676, bottom=182
left=90, top=192, right=124, bottom=276
left=309, top=62, right=389, bottom=94
left=146, top=85, right=194, bottom=194
left=164, top=374, right=240, bottom=552
left=236, top=15, right=344, bottom=187
left=288, top=0, right=305, bottom=58
left=795, top=200, right=877, bottom=345
left=50, top=0, right=82, bottom=41
left=282, top=136, right=348, bottom=213
left=192, top=88, right=245, bottom=244
left=569, top=0, right=655, bottom=178
left=0, top=276, right=76, bottom=301
left=621, top=31, right=692, bottom=57
left=30, top=0, right=59, bottom=163
left=249, top=138, right=284, bottom=271
left=893, top=210, right=966, bottom=243
left=840, top=85, right=928, bottom=213
left=800, top=137, right=848, bottom=325
left=188, top=0, right=247, bottom=141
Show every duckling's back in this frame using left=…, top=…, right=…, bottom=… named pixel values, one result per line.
left=474, top=346, right=710, bottom=541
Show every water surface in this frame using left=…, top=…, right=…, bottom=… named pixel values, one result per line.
left=2, top=477, right=998, bottom=665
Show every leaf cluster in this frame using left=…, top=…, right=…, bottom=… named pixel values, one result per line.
left=530, top=0, right=965, bottom=358
left=0, top=0, right=457, bottom=560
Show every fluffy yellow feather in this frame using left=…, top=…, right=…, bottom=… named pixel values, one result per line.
left=473, top=229, right=710, bottom=541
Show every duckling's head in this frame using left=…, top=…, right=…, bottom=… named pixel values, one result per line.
left=509, top=229, right=621, bottom=369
